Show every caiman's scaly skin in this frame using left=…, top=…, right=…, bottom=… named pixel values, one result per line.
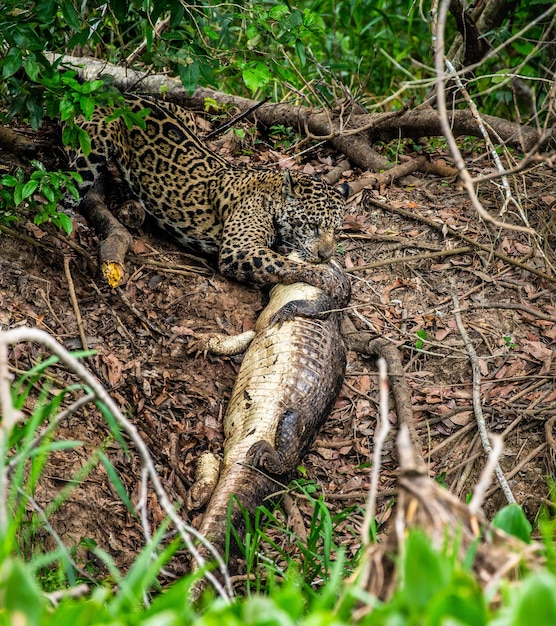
left=188, top=257, right=350, bottom=565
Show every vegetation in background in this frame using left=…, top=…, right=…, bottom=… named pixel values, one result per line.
left=0, top=0, right=552, bottom=231
left=0, top=0, right=553, bottom=122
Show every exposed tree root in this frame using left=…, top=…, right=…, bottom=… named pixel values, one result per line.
left=347, top=155, right=457, bottom=195
left=0, top=125, right=39, bottom=159
left=341, top=316, right=422, bottom=463
left=78, top=180, right=134, bottom=288
left=45, top=54, right=554, bottom=173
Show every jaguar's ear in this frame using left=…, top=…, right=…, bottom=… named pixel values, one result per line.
left=282, top=170, right=299, bottom=199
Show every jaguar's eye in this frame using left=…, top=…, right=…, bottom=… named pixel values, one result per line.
left=310, top=223, right=320, bottom=237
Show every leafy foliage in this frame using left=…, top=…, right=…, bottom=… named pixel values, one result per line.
left=2, top=356, right=556, bottom=624
left=0, top=160, right=80, bottom=233
left=1, top=0, right=553, bottom=121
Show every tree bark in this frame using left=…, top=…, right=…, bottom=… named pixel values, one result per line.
left=46, top=53, right=554, bottom=170
left=79, top=180, right=134, bottom=288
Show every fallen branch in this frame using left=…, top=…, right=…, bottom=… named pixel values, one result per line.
left=78, top=181, right=134, bottom=288
left=364, top=195, right=556, bottom=284
left=45, top=54, right=554, bottom=171
left=62, top=255, right=88, bottom=351
left=450, top=280, right=516, bottom=504
left=458, top=301, right=556, bottom=324
left=0, top=125, right=39, bottom=158
left=346, top=246, right=473, bottom=273
left=347, top=156, right=424, bottom=194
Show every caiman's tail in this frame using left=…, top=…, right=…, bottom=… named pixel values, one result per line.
left=187, top=460, right=280, bottom=599
left=191, top=461, right=280, bottom=575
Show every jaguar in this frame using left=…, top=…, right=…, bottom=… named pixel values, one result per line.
left=65, top=94, right=349, bottom=291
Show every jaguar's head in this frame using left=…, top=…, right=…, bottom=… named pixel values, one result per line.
left=275, top=170, right=349, bottom=263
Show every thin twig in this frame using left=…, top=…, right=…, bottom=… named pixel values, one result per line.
left=450, top=281, right=516, bottom=504
left=0, top=327, right=234, bottom=600
left=63, top=255, right=89, bottom=352
left=485, top=442, right=547, bottom=500
left=126, top=16, right=171, bottom=66
left=45, top=584, right=90, bottom=607
left=204, top=98, right=271, bottom=140
left=457, top=301, right=556, bottom=324
left=468, top=435, right=505, bottom=515
left=347, top=246, right=473, bottom=273
left=361, top=357, right=390, bottom=548
left=365, top=195, right=556, bottom=284
left=445, top=59, right=519, bottom=217
left=434, top=0, right=533, bottom=235
left=16, top=488, right=96, bottom=583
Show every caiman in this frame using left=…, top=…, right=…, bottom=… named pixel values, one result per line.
left=187, top=254, right=350, bottom=572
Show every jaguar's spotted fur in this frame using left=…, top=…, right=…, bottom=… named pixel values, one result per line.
left=65, top=94, right=348, bottom=290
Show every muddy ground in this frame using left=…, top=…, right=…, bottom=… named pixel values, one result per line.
left=1, top=111, right=556, bottom=587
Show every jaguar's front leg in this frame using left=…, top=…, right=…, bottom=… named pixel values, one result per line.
left=218, top=216, right=349, bottom=300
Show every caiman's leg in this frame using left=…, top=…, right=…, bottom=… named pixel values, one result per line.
left=190, top=330, right=256, bottom=357
left=186, top=451, right=221, bottom=510
left=269, top=294, right=334, bottom=326
left=247, top=408, right=305, bottom=474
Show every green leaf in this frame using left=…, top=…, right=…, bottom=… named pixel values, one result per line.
left=20, top=180, right=38, bottom=201
left=78, top=128, right=91, bottom=156
left=145, top=24, right=153, bottom=52
left=1, top=175, right=18, bottom=187
left=26, top=98, right=45, bottom=129
left=403, top=530, right=448, bottom=609
left=41, top=184, right=56, bottom=203
left=52, top=212, right=73, bottom=234
left=295, top=40, right=306, bottom=66
left=35, top=0, right=58, bottom=22
left=491, top=69, right=510, bottom=84
left=79, top=95, right=96, bottom=119
left=60, top=71, right=82, bottom=91
left=80, top=79, right=105, bottom=94
left=177, top=59, right=200, bottom=95
left=269, top=4, right=290, bottom=20
left=109, top=0, right=128, bottom=22
left=284, top=8, right=303, bottom=30
left=13, top=184, right=23, bottom=206
left=23, top=52, right=40, bottom=82
left=492, top=504, right=532, bottom=543
left=59, top=96, right=76, bottom=122
left=242, top=61, right=271, bottom=93
left=514, top=572, right=556, bottom=626
left=415, top=328, right=427, bottom=350
left=428, top=570, right=487, bottom=626
left=96, top=400, right=129, bottom=455
left=27, top=440, right=82, bottom=457
left=61, top=0, right=81, bottom=30
left=203, top=26, right=220, bottom=41
left=2, top=47, right=23, bottom=79
left=0, top=558, right=45, bottom=626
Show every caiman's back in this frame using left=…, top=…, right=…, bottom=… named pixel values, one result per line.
left=193, top=260, right=349, bottom=558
